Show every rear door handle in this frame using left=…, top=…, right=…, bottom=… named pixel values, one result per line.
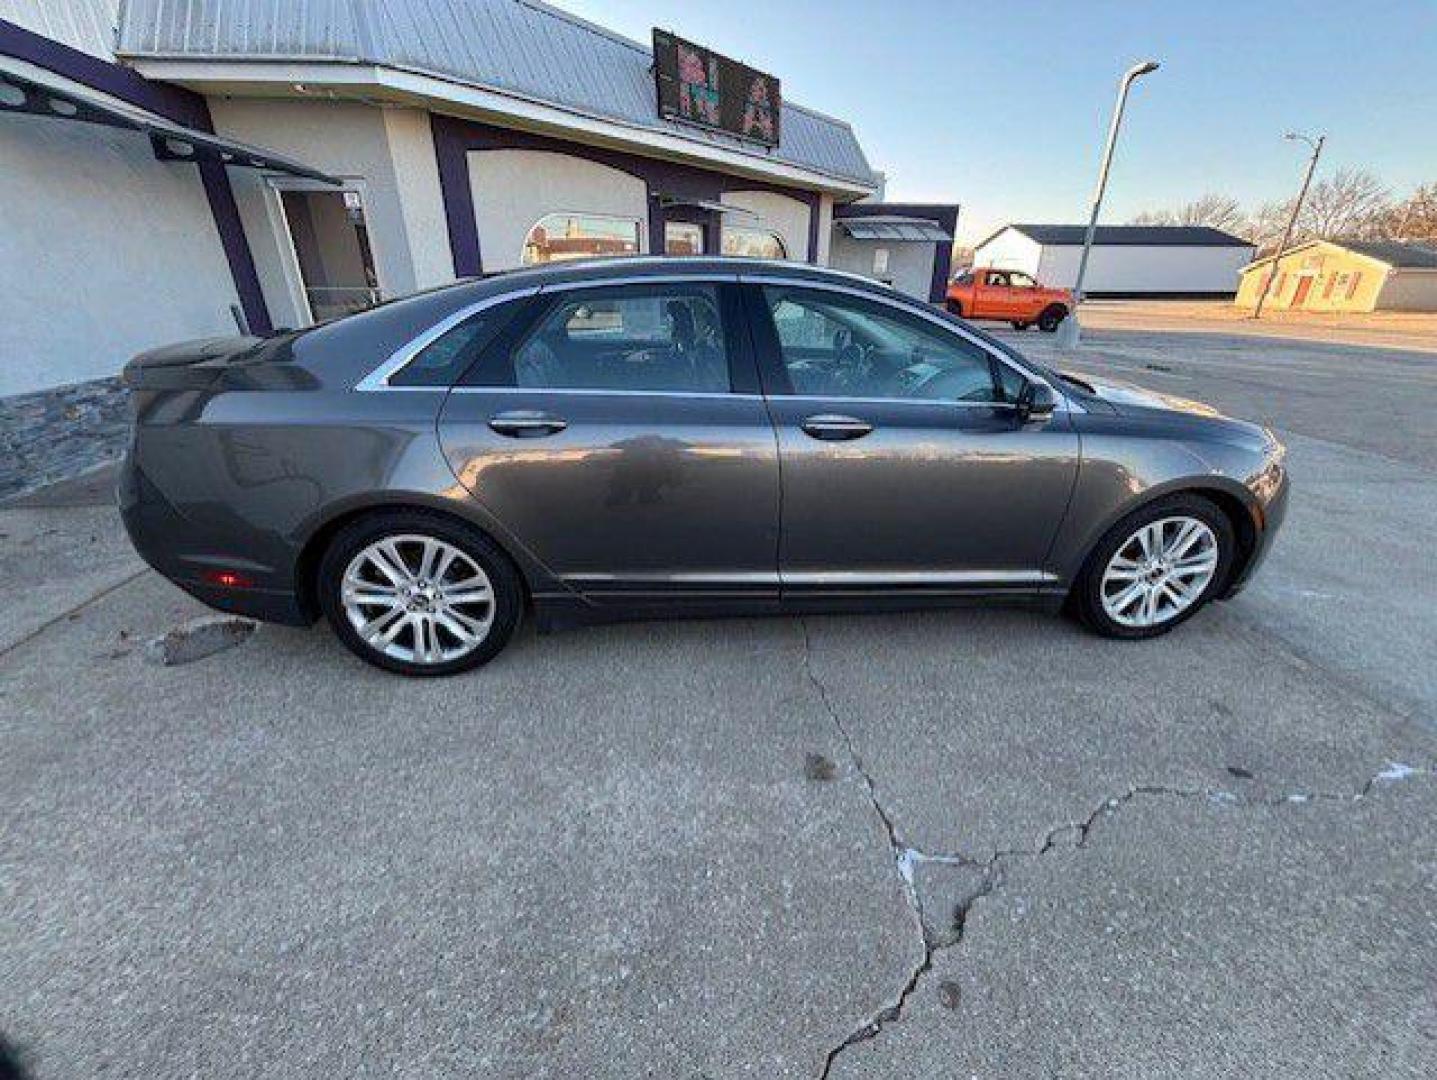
left=801, top=414, right=873, bottom=441
left=488, top=410, right=568, bottom=437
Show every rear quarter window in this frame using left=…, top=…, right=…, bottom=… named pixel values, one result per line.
left=388, top=296, right=531, bottom=388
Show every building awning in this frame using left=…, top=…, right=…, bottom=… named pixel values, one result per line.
left=0, top=64, right=340, bottom=184
left=837, top=216, right=954, bottom=243
left=655, top=195, right=758, bottom=216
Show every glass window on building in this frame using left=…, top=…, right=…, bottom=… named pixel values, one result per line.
left=522, top=213, right=641, bottom=265
left=664, top=221, right=704, bottom=255
left=722, top=226, right=788, bottom=260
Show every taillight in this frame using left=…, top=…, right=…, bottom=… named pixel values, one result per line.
left=202, top=569, right=253, bottom=589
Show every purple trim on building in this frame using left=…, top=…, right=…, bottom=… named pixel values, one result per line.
left=833, top=202, right=961, bottom=303
left=1, top=18, right=271, bottom=333
left=430, top=114, right=485, bottom=275
left=0, top=18, right=206, bottom=127
left=197, top=161, right=274, bottom=334
left=430, top=113, right=825, bottom=273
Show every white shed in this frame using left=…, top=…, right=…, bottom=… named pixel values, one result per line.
left=973, top=224, right=1255, bottom=298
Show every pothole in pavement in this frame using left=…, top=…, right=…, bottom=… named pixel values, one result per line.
left=144, top=616, right=257, bottom=666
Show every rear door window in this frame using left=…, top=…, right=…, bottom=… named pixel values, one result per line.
left=508, top=284, right=732, bottom=393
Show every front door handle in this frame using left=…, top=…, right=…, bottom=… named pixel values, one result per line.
left=488, top=410, right=568, bottom=438
left=801, top=414, right=873, bottom=441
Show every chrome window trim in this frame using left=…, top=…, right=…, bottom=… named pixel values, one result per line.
left=354, top=286, right=542, bottom=392
left=778, top=394, right=1021, bottom=411
left=741, top=273, right=1075, bottom=411
left=537, top=273, right=742, bottom=292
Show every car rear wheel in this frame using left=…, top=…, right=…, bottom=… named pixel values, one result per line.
left=318, top=511, right=523, bottom=675
left=1038, top=306, right=1067, bottom=333
left=1073, top=494, right=1234, bottom=639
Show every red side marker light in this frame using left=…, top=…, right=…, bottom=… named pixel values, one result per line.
left=202, top=569, right=254, bottom=589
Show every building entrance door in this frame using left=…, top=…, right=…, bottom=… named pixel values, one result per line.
left=276, top=187, right=381, bottom=323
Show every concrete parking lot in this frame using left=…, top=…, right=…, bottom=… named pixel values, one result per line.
left=2, top=323, right=1434, bottom=1078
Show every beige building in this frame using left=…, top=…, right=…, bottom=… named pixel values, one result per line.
left=1236, top=239, right=1437, bottom=312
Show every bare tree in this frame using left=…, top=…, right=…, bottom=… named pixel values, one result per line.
left=1129, top=194, right=1246, bottom=234
left=1176, top=193, right=1247, bottom=232
left=1371, top=183, right=1437, bottom=242
left=1299, top=168, right=1391, bottom=239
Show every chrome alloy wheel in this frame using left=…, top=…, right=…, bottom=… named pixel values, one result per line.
left=340, top=534, right=495, bottom=665
left=1100, top=516, right=1219, bottom=629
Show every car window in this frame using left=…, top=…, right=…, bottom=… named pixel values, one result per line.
left=389, top=295, right=529, bottom=387
left=952, top=270, right=974, bottom=286
left=986, top=271, right=1010, bottom=287
left=512, top=284, right=730, bottom=393
left=762, top=287, right=1003, bottom=403
left=1008, top=272, right=1036, bottom=289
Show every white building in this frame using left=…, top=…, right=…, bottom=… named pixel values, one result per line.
left=0, top=0, right=953, bottom=497
left=973, top=224, right=1255, bottom=298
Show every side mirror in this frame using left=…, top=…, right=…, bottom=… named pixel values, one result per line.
left=1017, top=382, right=1058, bottom=422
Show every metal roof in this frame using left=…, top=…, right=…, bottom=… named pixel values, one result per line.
left=0, top=0, right=122, bottom=61
left=1242, top=238, right=1437, bottom=272
left=1338, top=240, right=1437, bottom=269
left=837, top=215, right=952, bottom=243
left=113, top=0, right=876, bottom=187
left=985, top=224, right=1255, bottom=249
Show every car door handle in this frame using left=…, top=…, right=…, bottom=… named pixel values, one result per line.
left=488, top=411, right=568, bottom=437
left=801, top=414, right=873, bottom=441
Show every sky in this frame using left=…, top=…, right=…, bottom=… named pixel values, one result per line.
left=551, top=0, right=1437, bottom=244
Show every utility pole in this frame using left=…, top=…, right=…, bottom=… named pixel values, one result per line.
left=1057, top=59, right=1160, bottom=349
left=1252, top=132, right=1325, bottom=319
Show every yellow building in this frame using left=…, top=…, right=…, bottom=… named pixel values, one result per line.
left=1235, top=239, right=1437, bottom=312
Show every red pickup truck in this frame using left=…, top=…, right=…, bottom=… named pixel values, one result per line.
left=946, top=268, right=1072, bottom=332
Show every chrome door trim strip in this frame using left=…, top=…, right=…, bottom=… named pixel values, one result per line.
left=781, top=569, right=1060, bottom=586
left=355, top=286, right=542, bottom=392
left=565, top=571, right=781, bottom=585
left=448, top=386, right=765, bottom=400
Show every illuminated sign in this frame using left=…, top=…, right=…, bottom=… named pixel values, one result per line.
left=653, top=29, right=781, bottom=148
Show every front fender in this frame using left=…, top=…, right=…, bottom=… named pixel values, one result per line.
left=1046, top=424, right=1268, bottom=586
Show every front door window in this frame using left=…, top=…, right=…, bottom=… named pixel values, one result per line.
left=277, top=188, right=381, bottom=323
left=764, top=287, right=1017, bottom=403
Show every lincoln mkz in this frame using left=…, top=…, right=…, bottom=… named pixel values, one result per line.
left=120, top=258, right=1288, bottom=675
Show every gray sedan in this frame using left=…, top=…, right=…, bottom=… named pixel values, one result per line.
left=120, top=258, right=1288, bottom=675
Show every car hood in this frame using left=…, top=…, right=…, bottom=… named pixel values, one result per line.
left=1061, top=368, right=1273, bottom=448
left=1062, top=369, right=1227, bottom=417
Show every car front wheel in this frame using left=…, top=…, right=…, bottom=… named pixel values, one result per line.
left=318, top=511, right=523, bottom=675
left=1073, top=494, right=1234, bottom=639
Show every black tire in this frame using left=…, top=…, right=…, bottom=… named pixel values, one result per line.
left=1071, top=493, right=1236, bottom=640
left=318, top=509, right=523, bottom=676
left=1037, top=305, right=1067, bottom=333
left=945, top=299, right=964, bottom=317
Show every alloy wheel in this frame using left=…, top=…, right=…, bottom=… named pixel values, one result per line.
left=1099, top=516, right=1219, bottom=629
left=340, top=534, right=495, bottom=665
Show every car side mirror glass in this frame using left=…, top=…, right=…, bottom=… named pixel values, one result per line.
left=1017, top=382, right=1058, bottom=421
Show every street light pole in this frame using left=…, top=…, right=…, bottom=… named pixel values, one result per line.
left=1057, top=59, right=1160, bottom=348
left=1251, top=132, right=1325, bottom=319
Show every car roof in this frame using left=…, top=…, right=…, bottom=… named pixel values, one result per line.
left=454, top=256, right=892, bottom=297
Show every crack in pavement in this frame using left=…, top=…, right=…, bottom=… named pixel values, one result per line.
left=799, top=616, right=1435, bottom=1079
